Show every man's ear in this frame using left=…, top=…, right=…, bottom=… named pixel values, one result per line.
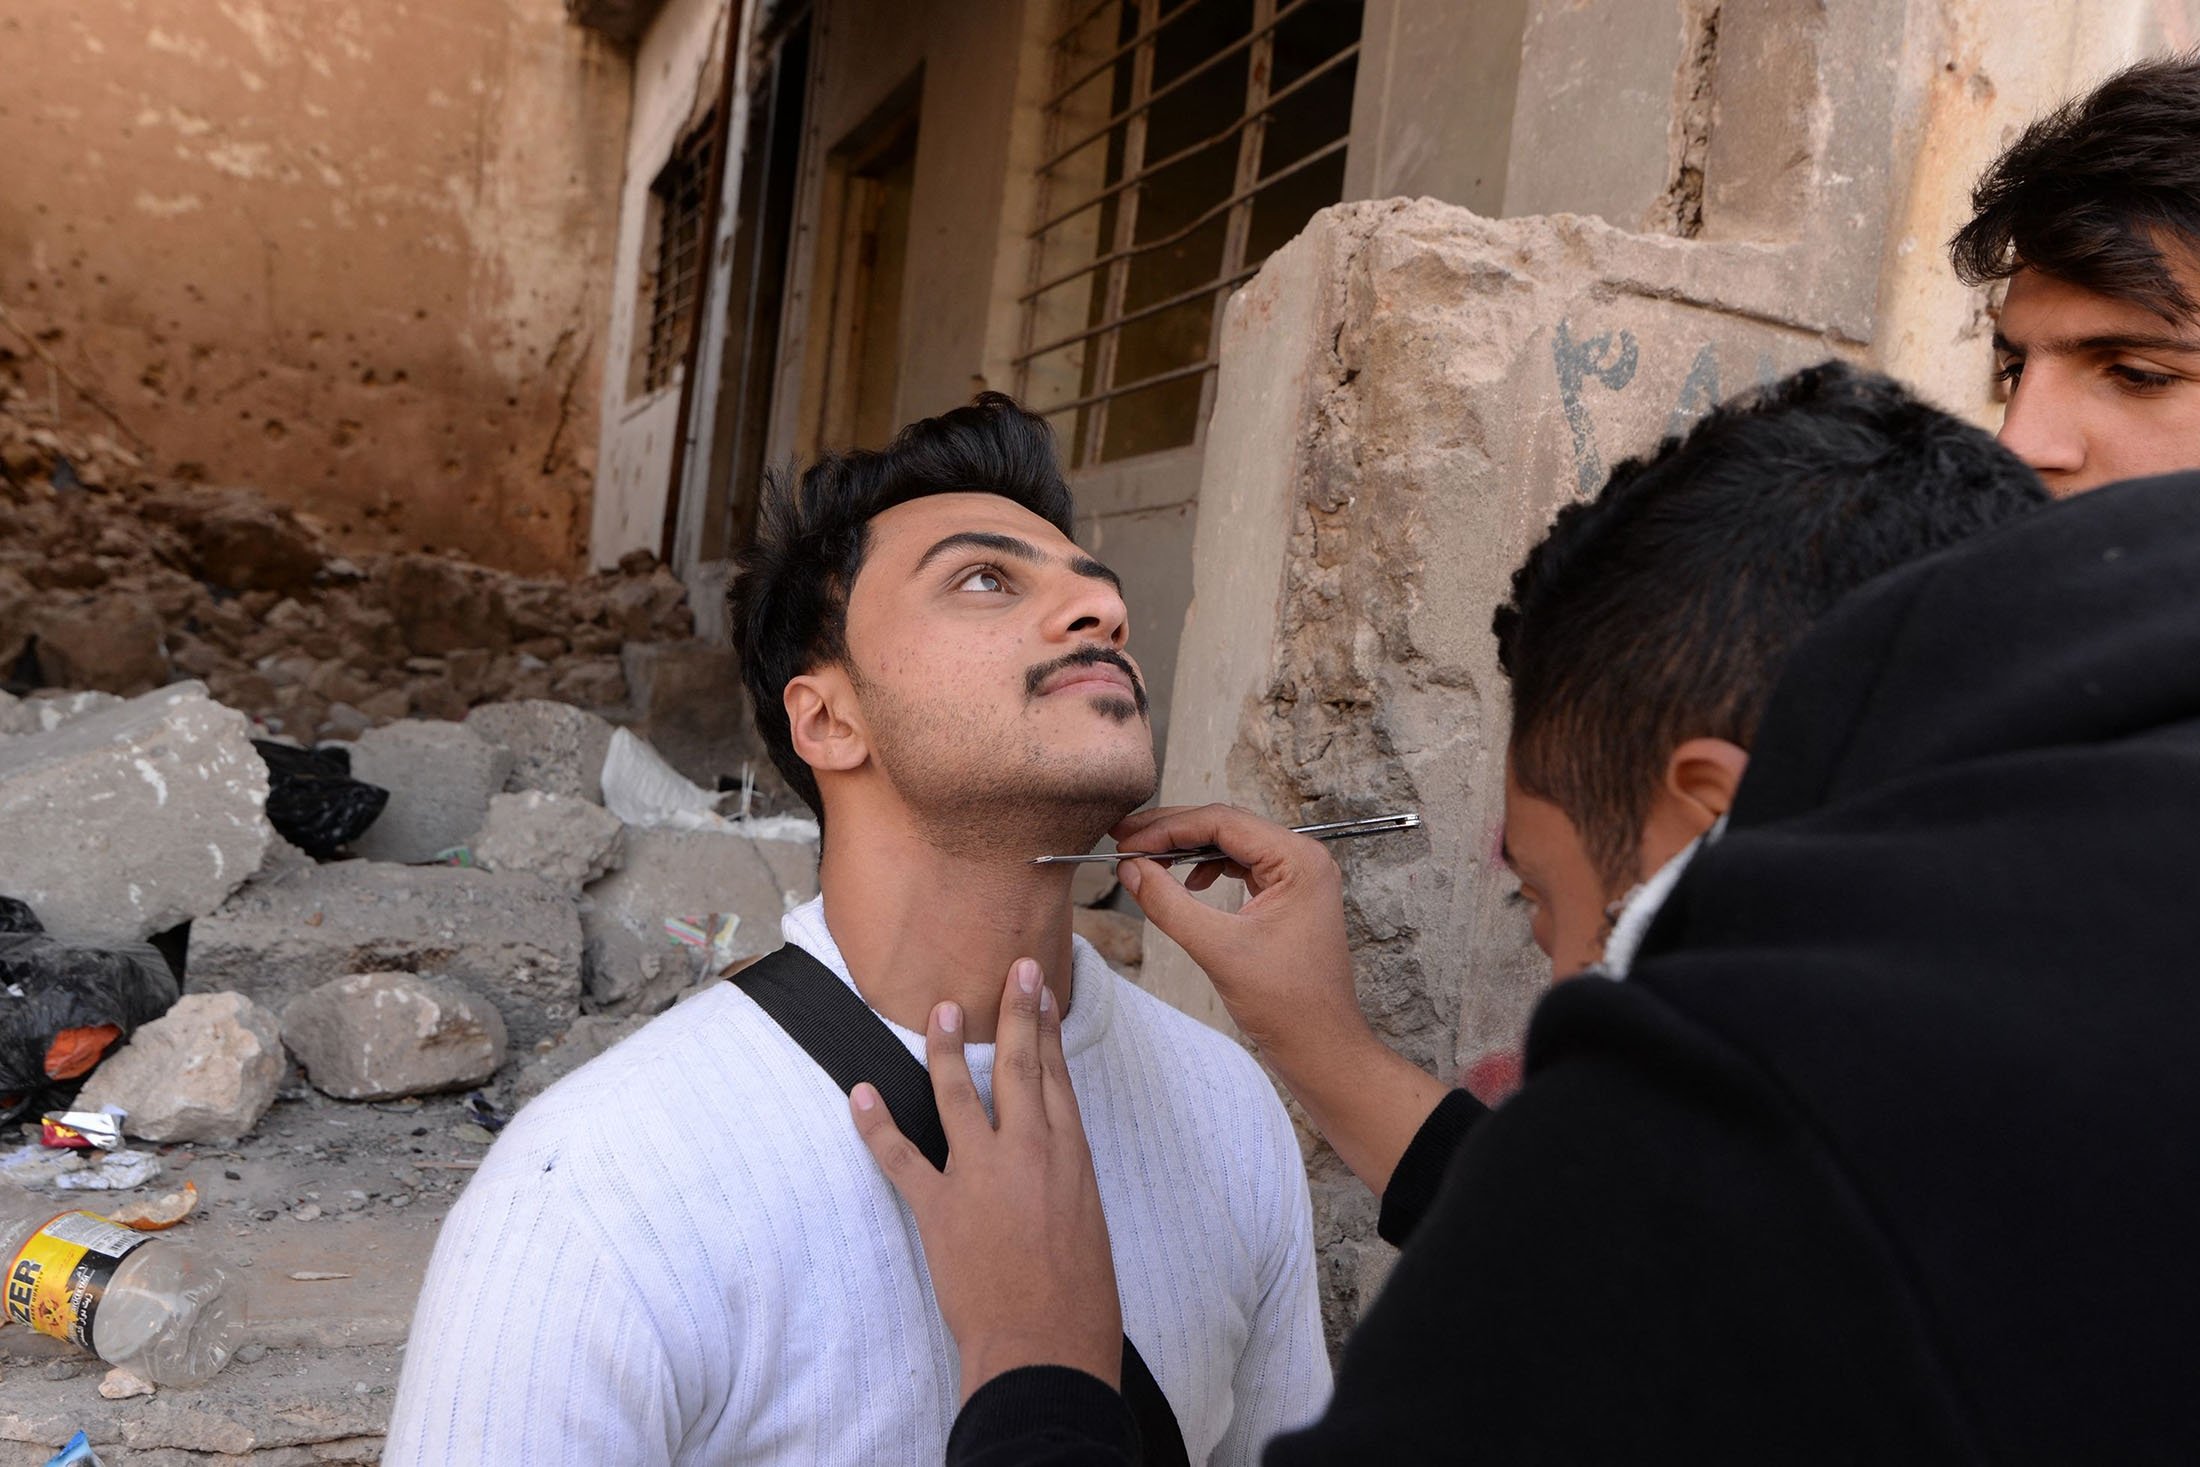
left=1665, top=736, right=1749, bottom=822
left=1635, top=737, right=1749, bottom=879
left=785, top=667, right=868, bottom=777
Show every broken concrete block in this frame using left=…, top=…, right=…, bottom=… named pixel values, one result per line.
left=344, top=719, right=515, bottom=864
left=31, top=597, right=171, bottom=695
left=75, top=992, right=284, bottom=1143
left=463, top=699, right=615, bottom=804
left=188, top=860, right=583, bottom=1050
left=620, top=640, right=760, bottom=785
left=579, top=829, right=818, bottom=1016
left=507, top=1013, right=646, bottom=1108
left=0, top=682, right=270, bottom=942
left=281, top=971, right=508, bottom=1101
left=0, top=567, right=31, bottom=671
left=174, top=483, right=325, bottom=593
left=16, top=689, right=125, bottom=733
left=377, top=553, right=511, bottom=656
left=549, top=654, right=627, bottom=709
left=472, top=790, right=625, bottom=894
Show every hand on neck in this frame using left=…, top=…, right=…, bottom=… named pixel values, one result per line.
left=816, top=805, right=1089, bottom=1042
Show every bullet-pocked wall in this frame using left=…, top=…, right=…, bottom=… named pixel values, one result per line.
left=0, top=0, right=630, bottom=575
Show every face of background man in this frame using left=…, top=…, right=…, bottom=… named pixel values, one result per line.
left=1993, top=253, right=2200, bottom=494
left=836, top=490, right=1158, bottom=852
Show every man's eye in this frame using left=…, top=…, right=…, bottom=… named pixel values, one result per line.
left=956, top=566, right=1008, bottom=594
left=2108, top=362, right=2179, bottom=392
left=1992, top=357, right=2024, bottom=386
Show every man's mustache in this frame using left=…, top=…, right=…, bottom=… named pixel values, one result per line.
left=1025, top=646, right=1150, bottom=717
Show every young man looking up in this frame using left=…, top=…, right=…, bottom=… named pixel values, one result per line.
left=384, top=395, right=1328, bottom=1464
left=1953, top=51, right=2200, bottom=492
left=849, top=364, right=2065, bottom=1461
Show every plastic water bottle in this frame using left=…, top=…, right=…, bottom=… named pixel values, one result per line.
left=0, top=1182, right=240, bottom=1385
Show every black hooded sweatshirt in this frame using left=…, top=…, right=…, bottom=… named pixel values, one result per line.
left=947, top=470, right=2200, bottom=1466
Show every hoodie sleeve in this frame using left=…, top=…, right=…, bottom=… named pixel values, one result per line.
left=1262, top=979, right=1978, bottom=1466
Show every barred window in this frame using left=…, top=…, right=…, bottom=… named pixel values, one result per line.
left=1017, top=0, right=1363, bottom=468
left=643, top=113, right=720, bottom=395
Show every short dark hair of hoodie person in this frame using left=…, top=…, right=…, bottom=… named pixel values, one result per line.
left=1487, top=361, right=2048, bottom=979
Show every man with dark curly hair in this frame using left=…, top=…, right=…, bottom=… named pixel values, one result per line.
left=1951, top=50, right=2200, bottom=492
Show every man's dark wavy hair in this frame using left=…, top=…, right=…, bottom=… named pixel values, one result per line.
left=1492, top=361, right=2047, bottom=887
left=727, top=393, right=1074, bottom=830
left=1950, top=50, right=2200, bottom=321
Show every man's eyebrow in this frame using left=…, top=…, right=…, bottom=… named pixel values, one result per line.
left=913, top=531, right=1044, bottom=576
left=1070, top=555, right=1122, bottom=592
left=912, top=531, right=1122, bottom=591
left=1994, top=328, right=2200, bottom=357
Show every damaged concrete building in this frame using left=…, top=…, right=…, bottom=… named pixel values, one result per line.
left=3, top=0, right=2200, bottom=1455
left=568, top=0, right=2200, bottom=1337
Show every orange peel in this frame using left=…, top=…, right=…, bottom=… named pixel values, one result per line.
left=109, top=1180, right=199, bottom=1231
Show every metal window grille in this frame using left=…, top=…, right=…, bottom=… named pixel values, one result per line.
left=1017, top=0, right=1362, bottom=467
left=643, top=114, right=720, bottom=395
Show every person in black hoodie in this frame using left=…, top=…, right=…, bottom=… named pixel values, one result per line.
left=845, top=364, right=2200, bottom=1462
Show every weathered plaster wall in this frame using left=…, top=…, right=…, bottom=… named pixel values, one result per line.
left=588, top=0, right=734, bottom=568
left=1151, top=199, right=1841, bottom=1340
left=0, top=0, right=630, bottom=575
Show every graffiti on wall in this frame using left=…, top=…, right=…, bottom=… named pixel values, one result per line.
left=1552, top=320, right=1782, bottom=495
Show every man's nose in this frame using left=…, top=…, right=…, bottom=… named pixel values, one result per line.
left=1997, top=372, right=2087, bottom=485
left=1050, top=573, right=1129, bottom=648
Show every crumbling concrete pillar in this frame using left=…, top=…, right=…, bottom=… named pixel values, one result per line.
left=1146, top=198, right=1845, bottom=1339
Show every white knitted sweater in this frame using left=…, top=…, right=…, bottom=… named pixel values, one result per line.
left=384, top=896, right=1330, bottom=1464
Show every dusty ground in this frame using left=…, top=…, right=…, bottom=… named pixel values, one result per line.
left=0, top=1088, right=490, bottom=1463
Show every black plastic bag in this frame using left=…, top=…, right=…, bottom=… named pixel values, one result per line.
left=253, top=739, right=390, bottom=859
left=0, top=897, right=180, bottom=1126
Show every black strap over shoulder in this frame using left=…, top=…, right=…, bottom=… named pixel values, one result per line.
left=734, top=944, right=1189, bottom=1467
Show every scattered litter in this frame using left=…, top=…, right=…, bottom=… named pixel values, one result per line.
left=110, top=1181, right=198, bottom=1231
left=250, top=740, right=389, bottom=859
left=97, top=1366, right=154, bottom=1400
left=464, top=1091, right=507, bottom=1133
left=40, top=1109, right=125, bottom=1151
left=54, top=1149, right=161, bottom=1191
left=0, top=898, right=179, bottom=1127
left=665, top=913, right=744, bottom=981
left=601, top=730, right=818, bottom=841
left=41, top=1430, right=107, bottom=1466
left=287, top=1270, right=352, bottom=1282
left=1, top=1139, right=89, bottom=1186
left=370, top=1097, right=424, bottom=1114
left=449, top=1123, right=496, bottom=1146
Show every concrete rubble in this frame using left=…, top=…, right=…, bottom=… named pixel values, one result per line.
left=344, top=719, right=514, bottom=864
left=188, top=862, right=587, bottom=1053
left=0, top=365, right=703, bottom=753
left=579, top=828, right=819, bottom=1016
left=0, top=682, right=269, bottom=943
left=463, top=698, right=616, bottom=804
left=75, top=992, right=286, bottom=1143
left=471, top=790, right=627, bottom=894
left=282, top=972, right=508, bottom=1101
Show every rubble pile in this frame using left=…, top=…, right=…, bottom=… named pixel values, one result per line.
left=0, top=360, right=698, bottom=744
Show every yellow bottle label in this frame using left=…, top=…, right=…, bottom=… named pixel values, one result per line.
left=5, top=1211, right=148, bottom=1349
